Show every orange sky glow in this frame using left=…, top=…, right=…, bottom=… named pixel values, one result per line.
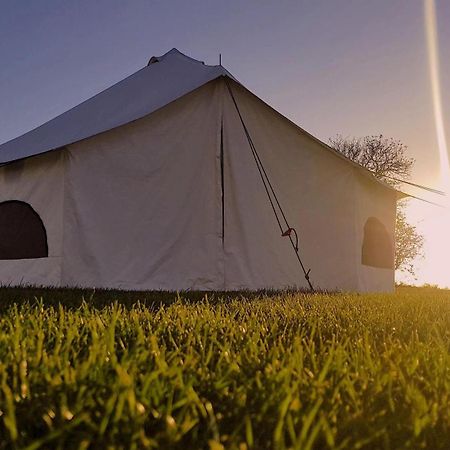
left=399, top=0, right=450, bottom=288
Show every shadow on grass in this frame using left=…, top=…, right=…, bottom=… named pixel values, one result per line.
left=0, top=285, right=319, bottom=313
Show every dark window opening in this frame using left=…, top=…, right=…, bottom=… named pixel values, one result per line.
left=362, top=217, right=393, bottom=269
left=0, top=200, right=48, bottom=260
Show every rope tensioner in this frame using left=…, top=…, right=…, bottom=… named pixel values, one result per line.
left=282, top=227, right=298, bottom=252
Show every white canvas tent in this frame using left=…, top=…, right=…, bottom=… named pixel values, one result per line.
left=0, top=49, right=400, bottom=292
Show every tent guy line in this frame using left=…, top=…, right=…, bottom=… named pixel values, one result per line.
left=225, top=79, right=314, bottom=291
left=381, top=175, right=446, bottom=196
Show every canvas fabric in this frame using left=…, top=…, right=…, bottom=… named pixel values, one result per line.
left=0, top=151, right=64, bottom=286
left=0, top=49, right=232, bottom=164
left=60, top=81, right=224, bottom=290
left=0, top=76, right=397, bottom=292
left=222, top=81, right=396, bottom=292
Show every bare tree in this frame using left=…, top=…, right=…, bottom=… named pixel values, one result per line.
left=329, top=134, right=414, bottom=182
left=329, top=134, right=424, bottom=277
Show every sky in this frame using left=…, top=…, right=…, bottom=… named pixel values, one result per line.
left=0, top=0, right=448, bottom=286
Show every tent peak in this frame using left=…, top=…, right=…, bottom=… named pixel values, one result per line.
left=148, top=48, right=206, bottom=66
left=0, top=48, right=232, bottom=164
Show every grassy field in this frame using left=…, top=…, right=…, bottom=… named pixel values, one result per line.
left=0, top=286, right=449, bottom=449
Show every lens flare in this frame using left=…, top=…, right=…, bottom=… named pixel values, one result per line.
left=424, top=0, right=450, bottom=199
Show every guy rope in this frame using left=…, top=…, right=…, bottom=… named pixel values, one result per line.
left=225, top=79, right=314, bottom=291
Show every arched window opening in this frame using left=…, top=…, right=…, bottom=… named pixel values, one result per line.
left=0, top=201, right=48, bottom=260
left=362, top=217, right=393, bottom=269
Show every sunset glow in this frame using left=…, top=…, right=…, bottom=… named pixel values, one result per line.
left=413, top=0, right=450, bottom=288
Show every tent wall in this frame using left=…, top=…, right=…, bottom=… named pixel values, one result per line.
left=0, top=151, right=65, bottom=286
left=60, top=81, right=224, bottom=290
left=222, top=81, right=360, bottom=291
left=354, top=173, right=396, bottom=292
left=222, top=80, right=396, bottom=292
left=0, top=77, right=396, bottom=292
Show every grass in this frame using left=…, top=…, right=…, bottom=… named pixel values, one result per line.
left=0, top=286, right=449, bottom=449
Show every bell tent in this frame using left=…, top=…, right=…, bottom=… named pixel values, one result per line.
left=0, top=49, right=399, bottom=292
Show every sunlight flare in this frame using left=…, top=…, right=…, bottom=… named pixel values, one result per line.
left=424, top=0, right=450, bottom=200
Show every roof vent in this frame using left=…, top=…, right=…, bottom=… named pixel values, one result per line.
left=147, top=49, right=206, bottom=67
left=148, top=56, right=160, bottom=65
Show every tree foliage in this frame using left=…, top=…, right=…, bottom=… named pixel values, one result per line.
left=329, top=134, right=424, bottom=276
left=395, top=205, right=424, bottom=275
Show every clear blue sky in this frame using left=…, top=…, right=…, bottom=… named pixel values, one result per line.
left=1, top=0, right=449, bottom=285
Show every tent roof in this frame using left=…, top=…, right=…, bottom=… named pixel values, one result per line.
left=228, top=81, right=406, bottom=197
left=0, top=47, right=406, bottom=197
left=0, top=48, right=233, bottom=164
